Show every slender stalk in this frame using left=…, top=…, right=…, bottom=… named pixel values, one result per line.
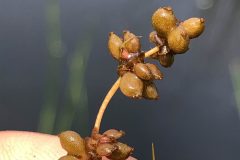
left=144, top=46, right=160, bottom=57
left=93, top=78, right=121, bottom=134
left=93, top=46, right=159, bottom=133
left=152, top=143, right=156, bottom=160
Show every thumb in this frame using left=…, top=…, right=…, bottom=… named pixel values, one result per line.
left=0, top=131, right=66, bottom=160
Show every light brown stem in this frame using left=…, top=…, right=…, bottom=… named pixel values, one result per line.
left=152, top=143, right=155, bottom=160
left=93, top=78, right=121, bottom=134
left=93, top=46, right=159, bottom=133
left=144, top=46, right=159, bottom=57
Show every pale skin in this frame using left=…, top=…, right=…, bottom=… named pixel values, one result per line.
left=0, top=131, right=136, bottom=160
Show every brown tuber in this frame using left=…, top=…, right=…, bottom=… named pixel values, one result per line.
left=143, top=82, right=159, bottom=100
left=108, top=32, right=123, bottom=60
left=103, top=129, right=125, bottom=140
left=149, top=31, right=158, bottom=44
left=145, top=63, right=163, bottom=80
left=167, top=26, right=190, bottom=54
left=123, top=31, right=141, bottom=53
left=181, top=17, right=205, bottom=39
left=159, top=53, right=174, bottom=68
left=107, top=142, right=134, bottom=160
left=119, top=72, right=143, bottom=98
left=58, top=131, right=87, bottom=157
left=133, top=63, right=153, bottom=80
left=152, top=6, right=177, bottom=37
left=96, top=143, right=117, bottom=156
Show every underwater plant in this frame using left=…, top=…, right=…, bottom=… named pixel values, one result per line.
left=58, top=6, right=205, bottom=160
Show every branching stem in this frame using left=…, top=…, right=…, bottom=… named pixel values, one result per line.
left=93, top=46, right=159, bottom=134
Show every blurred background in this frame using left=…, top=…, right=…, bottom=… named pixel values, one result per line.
left=0, top=0, right=240, bottom=159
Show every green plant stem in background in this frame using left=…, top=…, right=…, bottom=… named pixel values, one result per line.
left=55, top=37, right=92, bottom=135
left=229, top=60, right=240, bottom=117
left=38, top=0, right=95, bottom=134
left=38, top=0, right=63, bottom=134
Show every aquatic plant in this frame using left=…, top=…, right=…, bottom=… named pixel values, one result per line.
left=58, top=6, right=205, bottom=160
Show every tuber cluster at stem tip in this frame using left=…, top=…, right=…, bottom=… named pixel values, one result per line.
left=108, top=31, right=162, bottom=99
left=58, top=6, right=205, bottom=160
left=58, top=129, right=132, bottom=160
left=150, top=6, right=205, bottom=68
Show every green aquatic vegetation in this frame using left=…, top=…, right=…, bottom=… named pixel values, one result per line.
left=38, top=0, right=92, bottom=135
left=38, top=0, right=63, bottom=134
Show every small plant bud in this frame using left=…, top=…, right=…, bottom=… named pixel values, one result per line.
left=167, top=26, right=190, bottom=54
left=145, top=63, right=163, bottom=80
left=99, top=136, right=113, bottom=144
left=108, top=32, right=123, bottom=60
left=149, top=31, right=157, bottom=44
left=59, top=155, right=80, bottom=160
left=103, top=129, right=125, bottom=140
left=107, top=142, right=134, bottom=160
left=58, top=131, right=86, bottom=157
left=133, top=63, right=153, bottom=80
left=96, top=143, right=117, bottom=156
left=117, top=64, right=130, bottom=77
left=159, top=53, right=174, bottom=68
left=143, top=82, right=159, bottom=100
left=123, top=30, right=141, bottom=53
left=120, top=72, right=143, bottom=98
left=85, top=137, right=97, bottom=151
left=181, top=17, right=205, bottom=39
left=152, top=6, right=177, bottom=37
left=149, top=31, right=166, bottom=47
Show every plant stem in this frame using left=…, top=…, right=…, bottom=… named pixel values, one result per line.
left=144, top=46, right=160, bottom=57
left=38, top=0, right=62, bottom=134
left=93, top=46, right=159, bottom=134
left=152, top=143, right=156, bottom=160
left=92, top=78, right=121, bottom=134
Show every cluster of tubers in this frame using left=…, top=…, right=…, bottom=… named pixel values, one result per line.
left=108, top=6, right=205, bottom=99
left=59, top=130, right=133, bottom=160
left=150, top=6, right=205, bottom=66
left=58, top=6, right=205, bottom=160
left=109, top=31, right=163, bottom=99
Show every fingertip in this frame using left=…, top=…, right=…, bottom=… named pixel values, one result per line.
left=0, top=131, right=66, bottom=160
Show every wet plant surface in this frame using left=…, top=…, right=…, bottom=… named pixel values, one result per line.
left=58, top=6, right=205, bottom=160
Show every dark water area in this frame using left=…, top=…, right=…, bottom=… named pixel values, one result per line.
left=0, top=0, right=240, bottom=159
